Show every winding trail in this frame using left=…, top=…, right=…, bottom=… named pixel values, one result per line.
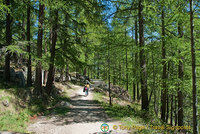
left=27, top=80, right=130, bottom=134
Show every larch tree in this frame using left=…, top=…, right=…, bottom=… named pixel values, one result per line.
left=34, top=1, right=45, bottom=96
left=189, top=0, right=199, bottom=133
left=138, top=0, right=148, bottom=111
left=4, top=0, right=12, bottom=82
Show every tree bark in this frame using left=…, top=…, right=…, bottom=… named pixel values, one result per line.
left=170, top=95, right=173, bottom=125
left=27, top=0, right=32, bottom=86
left=138, top=0, right=148, bottom=110
left=34, top=2, right=45, bottom=96
left=175, top=95, right=177, bottom=126
left=190, top=0, right=199, bottom=133
left=126, top=47, right=128, bottom=91
left=119, top=59, right=121, bottom=85
left=132, top=26, right=136, bottom=101
left=108, top=33, right=112, bottom=106
left=4, top=0, right=12, bottom=82
left=113, top=64, right=116, bottom=85
left=178, top=21, right=184, bottom=127
left=135, top=18, right=140, bottom=102
left=97, top=53, right=100, bottom=79
left=66, top=64, right=70, bottom=81
left=46, top=10, right=58, bottom=95
left=161, top=6, right=167, bottom=122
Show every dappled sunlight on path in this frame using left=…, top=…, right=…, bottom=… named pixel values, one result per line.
left=27, top=81, right=130, bottom=134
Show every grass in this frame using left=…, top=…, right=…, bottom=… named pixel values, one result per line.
left=0, top=81, right=71, bottom=133
left=0, top=110, right=29, bottom=133
left=93, top=90, right=193, bottom=134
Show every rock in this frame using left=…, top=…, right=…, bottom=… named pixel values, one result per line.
left=71, top=76, right=77, bottom=82
left=58, top=89, right=64, bottom=94
left=64, top=102, right=72, bottom=107
left=16, top=71, right=25, bottom=87
left=22, top=67, right=28, bottom=81
left=60, top=101, right=72, bottom=108
left=2, top=100, right=9, bottom=107
left=10, top=68, right=16, bottom=82
left=54, top=101, right=72, bottom=108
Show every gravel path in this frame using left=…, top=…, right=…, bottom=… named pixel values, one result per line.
left=27, top=80, right=130, bottom=134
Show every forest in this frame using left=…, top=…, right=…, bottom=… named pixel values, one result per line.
left=0, top=0, right=200, bottom=134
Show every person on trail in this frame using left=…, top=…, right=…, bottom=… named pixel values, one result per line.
left=84, top=82, right=90, bottom=97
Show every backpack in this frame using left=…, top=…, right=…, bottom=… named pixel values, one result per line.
left=83, top=86, right=87, bottom=92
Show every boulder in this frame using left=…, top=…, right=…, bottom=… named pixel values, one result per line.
left=71, top=76, right=77, bottom=82
left=10, top=68, right=16, bottom=82
left=16, top=71, right=25, bottom=87
left=54, top=101, right=72, bottom=108
left=22, top=67, right=27, bottom=80
left=2, top=100, right=9, bottom=107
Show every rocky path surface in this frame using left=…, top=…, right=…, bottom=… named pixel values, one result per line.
left=27, top=80, right=130, bottom=134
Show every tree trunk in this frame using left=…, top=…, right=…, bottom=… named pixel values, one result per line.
left=66, top=64, right=69, bottom=81
left=27, top=0, right=32, bottom=86
left=152, top=54, right=158, bottom=116
left=126, top=47, right=128, bottom=91
left=97, top=53, right=100, bottom=79
left=59, top=68, right=64, bottom=82
left=4, top=0, right=12, bottom=82
left=108, top=33, right=112, bottom=106
left=178, top=22, right=184, bottom=127
left=161, top=6, right=167, bottom=122
left=135, top=18, right=140, bottom=102
left=190, top=0, right=199, bottom=133
left=138, top=0, right=148, bottom=110
left=113, top=64, right=116, bottom=85
left=170, top=95, right=173, bottom=125
left=132, top=26, right=136, bottom=101
left=166, top=91, right=169, bottom=123
left=34, top=2, right=45, bottom=96
left=175, top=95, right=177, bottom=126
left=46, top=10, right=58, bottom=95
left=119, top=60, right=121, bottom=85
left=165, top=62, right=170, bottom=123
left=43, top=39, right=48, bottom=85
left=43, top=71, right=48, bottom=84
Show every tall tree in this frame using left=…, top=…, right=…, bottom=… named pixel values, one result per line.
left=4, top=0, right=12, bottom=81
left=34, top=1, right=45, bottom=95
left=46, top=9, right=59, bottom=95
left=108, top=32, right=112, bottom=106
left=135, top=17, right=140, bottom=102
left=138, top=0, right=148, bottom=110
left=161, top=2, right=167, bottom=122
left=177, top=20, right=184, bottom=128
left=27, top=0, right=32, bottom=86
left=190, top=0, right=199, bottom=133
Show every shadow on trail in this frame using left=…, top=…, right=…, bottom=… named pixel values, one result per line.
left=42, top=98, right=112, bottom=126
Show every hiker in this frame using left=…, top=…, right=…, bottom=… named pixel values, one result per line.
left=83, top=82, right=90, bottom=96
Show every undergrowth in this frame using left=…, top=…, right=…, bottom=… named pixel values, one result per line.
left=0, top=81, right=70, bottom=133
left=93, top=91, right=192, bottom=134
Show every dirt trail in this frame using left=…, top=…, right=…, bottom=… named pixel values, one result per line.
left=27, top=80, right=130, bottom=134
